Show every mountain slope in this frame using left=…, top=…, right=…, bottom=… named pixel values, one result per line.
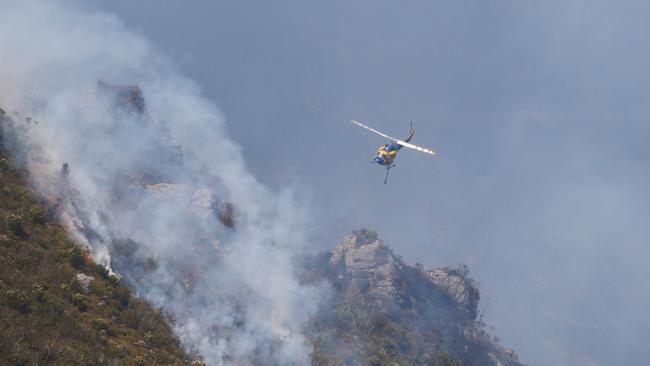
left=0, top=110, right=193, bottom=366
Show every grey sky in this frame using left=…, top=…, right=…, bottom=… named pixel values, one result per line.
left=92, top=1, right=650, bottom=365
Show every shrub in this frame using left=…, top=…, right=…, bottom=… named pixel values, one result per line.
left=69, top=279, right=83, bottom=294
left=105, top=340, right=125, bottom=359
left=3, top=288, right=31, bottom=313
left=32, top=283, right=48, bottom=303
left=0, top=158, right=9, bottom=171
left=0, top=234, right=17, bottom=248
left=142, top=330, right=168, bottom=348
left=89, top=281, right=106, bottom=297
left=12, top=187, right=30, bottom=202
left=108, top=273, right=120, bottom=286
left=6, top=214, right=23, bottom=235
left=28, top=205, right=48, bottom=225
left=72, top=293, right=88, bottom=312
left=91, top=262, right=110, bottom=279
left=134, top=356, right=146, bottom=366
left=92, top=318, right=115, bottom=336
left=69, top=246, right=85, bottom=268
left=111, top=286, right=130, bottom=308
left=144, top=331, right=154, bottom=343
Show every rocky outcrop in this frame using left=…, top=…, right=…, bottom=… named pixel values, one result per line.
left=327, top=229, right=480, bottom=318
left=329, top=230, right=403, bottom=301
left=75, top=273, right=95, bottom=293
left=305, top=229, right=524, bottom=366
left=425, top=266, right=481, bottom=320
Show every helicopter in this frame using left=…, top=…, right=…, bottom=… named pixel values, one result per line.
left=350, top=119, right=437, bottom=184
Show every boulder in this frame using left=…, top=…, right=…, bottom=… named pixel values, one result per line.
left=425, top=266, right=480, bottom=320
left=75, top=273, right=95, bottom=293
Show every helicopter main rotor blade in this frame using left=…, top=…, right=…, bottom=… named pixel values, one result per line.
left=350, top=119, right=397, bottom=141
left=396, top=139, right=437, bottom=156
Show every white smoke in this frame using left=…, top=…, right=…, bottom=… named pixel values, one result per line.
left=0, top=1, right=323, bottom=364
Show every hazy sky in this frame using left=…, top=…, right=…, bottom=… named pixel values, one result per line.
left=91, top=1, right=650, bottom=365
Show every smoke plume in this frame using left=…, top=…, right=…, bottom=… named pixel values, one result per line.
left=0, top=1, right=323, bottom=364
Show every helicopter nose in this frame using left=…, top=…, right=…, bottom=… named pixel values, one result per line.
left=374, top=156, right=385, bottom=165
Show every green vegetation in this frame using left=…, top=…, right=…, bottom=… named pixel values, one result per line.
left=69, top=245, right=85, bottom=269
left=310, top=302, right=464, bottom=366
left=0, top=146, right=193, bottom=365
left=2, top=288, right=31, bottom=313
left=6, top=213, right=23, bottom=235
left=27, top=205, right=48, bottom=225
left=71, top=293, right=89, bottom=312
left=310, top=299, right=500, bottom=366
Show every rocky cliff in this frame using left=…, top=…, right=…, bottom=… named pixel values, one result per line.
left=304, top=229, right=523, bottom=366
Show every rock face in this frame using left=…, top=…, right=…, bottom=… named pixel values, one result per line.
left=75, top=273, right=95, bottom=293
left=425, top=266, right=481, bottom=320
left=328, top=230, right=480, bottom=318
left=329, top=231, right=403, bottom=301
left=305, top=229, right=524, bottom=366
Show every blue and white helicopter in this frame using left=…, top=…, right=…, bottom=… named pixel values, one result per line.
left=351, top=119, right=437, bottom=184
